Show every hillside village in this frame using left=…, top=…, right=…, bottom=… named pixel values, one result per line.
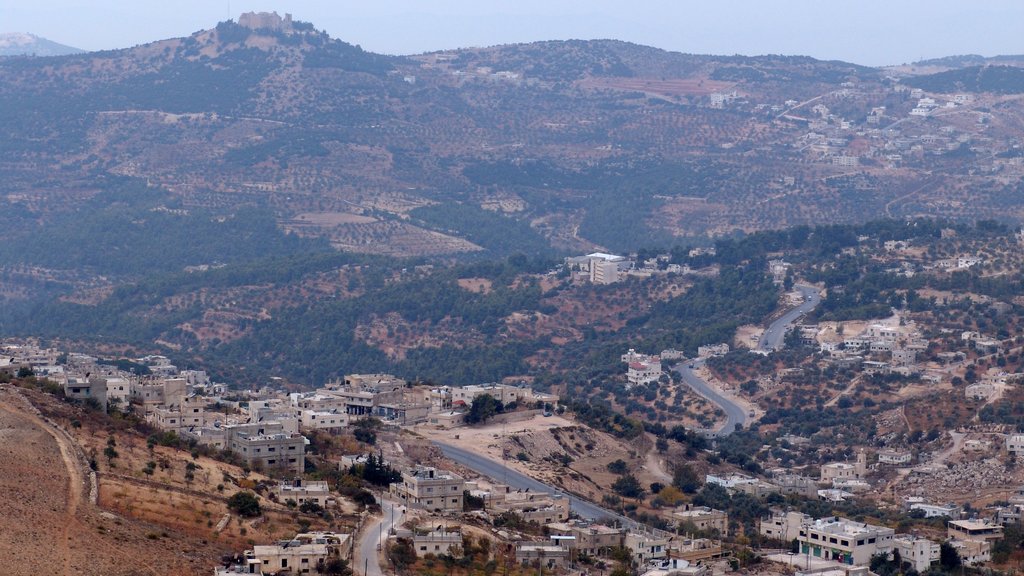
left=6, top=238, right=1024, bottom=576
left=5, top=10, right=1024, bottom=576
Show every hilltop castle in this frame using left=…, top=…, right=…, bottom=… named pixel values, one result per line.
left=238, top=11, right=294, bottom=33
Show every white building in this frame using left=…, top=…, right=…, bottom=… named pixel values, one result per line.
left=877, top=450, right=912, bottom=466
left=797, top=517, right=895, bottom=566
left=389, top=466, right=464, bottom=512
left=892, top=534, right=939, bottom=572
left=624, top=531, right=669, bottom=564
left=299, top=409, right=348, bottom=431
left=1006, top=434, right=1024, bottom=455
left=277, top=479, right=333, bottom=508
left=247, top=532, right=351, bottom=574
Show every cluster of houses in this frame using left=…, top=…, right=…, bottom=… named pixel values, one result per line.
left=1, top=342, right=558, bottom=478
left=764, top=510, right=1007, bottom=570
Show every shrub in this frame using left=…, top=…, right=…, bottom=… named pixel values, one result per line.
left=227, top=491, right=262, bottom=518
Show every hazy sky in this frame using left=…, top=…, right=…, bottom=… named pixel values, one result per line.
left=3, top=0, right=1022, bottom=66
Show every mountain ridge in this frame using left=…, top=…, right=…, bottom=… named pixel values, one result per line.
left=1, top=14, right=1023, bottom=267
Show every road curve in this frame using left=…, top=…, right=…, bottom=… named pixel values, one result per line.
left=434, top=441, right=635, bottom=527
left=672, top=359, right=745, bottom=436
left=758, top=285, right=821, bottom=352
left=673, top=284, right=821, bottom=436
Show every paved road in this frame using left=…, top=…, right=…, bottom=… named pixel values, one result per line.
left=672, top=284, right=822, bottom=436
left=434, top=441, right=634, bottom=526
left=672, top=359, right=746, bottom=436
left=357, top=497, right=405, bottom=576
left=758, top=284, right=821, bottom=352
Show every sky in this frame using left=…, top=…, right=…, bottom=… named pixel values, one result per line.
left=2, top=0, right=1022, bottom=66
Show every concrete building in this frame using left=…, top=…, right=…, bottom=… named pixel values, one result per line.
left=590, top=258, right=620, bottom=284
left=322, top=374, right=406, bottom=416
left=797, top=516, right=895, bottom=566
left=820, top=452, right=867, bottom=485
left=627, top=360, right=662, bottom=388
left=908, top=501, right=960, bottom=519
left=104, top=377, right=131, bottom=407
left=375, top=402, right=431, bottom=425
left=949, top=539, right=991, bottom=566
left=450, top=384, right=532, bottom=407
left=487, top=487, right=570, bottom=524
left=389, top=466, right=464, bottom=512
left=1006, top=434, right=1024, bottom=455
left=225, top=422, right=307, bottom=474
left=412, top=529, right=463, bottom=556
left=877, top=450, right=912, bottom=466
left=947, top=519, right=1003, bottom=543
left=546, top=520, right=624, bottom=557
left=760, top=511, right=812, bottom=542
left=892, top=534, right=940, bottom=572
left=515, top=543, right=569, bottom=569
left=672, top=505, right=728, bottom=534
left=277, top=479, right=333, bottom=508
left=63, top=376, right=107, bottom=408
left=299, top=409, right=348, bottom=431
left=247, top=532, right=351, bottom=574
left=624, top=531, right=669, bottom=564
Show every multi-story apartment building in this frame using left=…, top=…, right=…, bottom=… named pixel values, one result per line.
left=389, top=466, right=464, bottom=512
left=892, top=534, right=940, bottom=572
left=225, top=422, right=307, bottom=474
left=796, top=516, right=894, bottom=566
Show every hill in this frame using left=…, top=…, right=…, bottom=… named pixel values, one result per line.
left=3, top=14, right=1024, bottom=385
left=903, top=64, right=1024, bottom=94
left=0, top=12, right=905, bottom=268
left=0, top=33, right=83, bottom=56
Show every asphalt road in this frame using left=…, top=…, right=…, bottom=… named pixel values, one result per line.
left=672, top=284, right=822, bottom=436
left=357, top=497, right=405, bottom=576
left=434, top=441, right=634, bottom=526
left=758, top=284, right=821, bottom=352
left=672, top=359, right=745, bottom=436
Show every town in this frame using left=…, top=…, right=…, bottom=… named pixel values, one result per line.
left=5, top=216, right=1024, bottom=576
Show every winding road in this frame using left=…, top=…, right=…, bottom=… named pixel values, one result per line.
left=673, top=284, right=821, bottom=436
left=434, top=441, right=635, bottom=527
left=757, top=285, right=821, bottom=352
left=672, top=359, right=746, bottom=436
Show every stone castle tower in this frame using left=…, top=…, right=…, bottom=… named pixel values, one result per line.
left=238, top=11, right=294, bottom=32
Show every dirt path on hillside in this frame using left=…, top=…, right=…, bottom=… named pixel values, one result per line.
left=643, top=449, right=673, bottom=483
left=0, top=389, right=84, bottom=576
